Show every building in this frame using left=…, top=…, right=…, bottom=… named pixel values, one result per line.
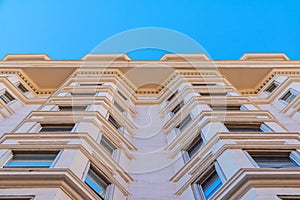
left=0, top=53, right=299, bottom=200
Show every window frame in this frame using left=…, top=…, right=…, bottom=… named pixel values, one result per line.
left=193, top=166, right=223, bottom=200
left=17, top=83, right=29, bottom=93
left=100, top=134, right=117, bottom=156
left=108, top=114, right=121, bottom=130
left=264, top=81, right=280, bottom=93
left=185, top=133, right=204, bottom=159
left=175, top=114, right=193, bottom=133
left=39, top=123, right=75, bottom=133
left=58, top=105, right=87, bottom=112
left=4, top=150, right=60, bottom=168
left=0, top=91, right=15, bottom=104
left=225, top=123, right=273, bottom=133
left=280, top=88, right=299, bottom=104
left=84, top=164, right=111, bottom=200
left=246, top=151, right=300, bottom=169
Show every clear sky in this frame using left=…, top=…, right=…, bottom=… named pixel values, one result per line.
left=0, top=0, right=299, bottom=60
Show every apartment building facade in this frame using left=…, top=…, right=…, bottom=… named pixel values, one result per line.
left=0, top=53, right=299, bottom=200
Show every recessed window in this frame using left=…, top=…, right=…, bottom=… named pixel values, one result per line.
left=72, top=93, right=96, bottom=97
left=176, top=115, right=192, bottom=132
left=196, top=169, right=222, bottom=199
left=79, top=83, right=103, bottom=87
left=5, top=151, right=59, bottom=168
left=114, top=101, right=125, bottom=113
left=210, top=105, right=242, bottom=111
left=166, top=90, right=178, bottom=103
left=117, top=90, right=127, bottom=101
left=0, top=91, right=15, bottom=104
left=200, top=92, right=227, bottom=96
left=100, top=135, right=117, bottom=156
left=58, top=106, right=87, bottom=111
left=85, top=166, right=110, bottom=199
left=17, top=83, right=29, bottom=93
left=108, top=115, right=121, bottom=130
left=280, top=89, right=298, bottom=104
left=225, top=123, right=272, bottom=132
left=171, top=101, right=184, bottom=115
left=265, top=81, right=279, bottom=93
left=0, top=196, right=34, bottom=200
left=278, top=195, right=300, bottom=200
left=249, top=152, right=299, bottom=169
left=186, top=135, right=203, bottom=158
left=192, top=83, right=217, bottom=87
left=40, top=123, right=75, bottom=132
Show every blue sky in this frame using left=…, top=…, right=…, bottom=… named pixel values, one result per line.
left=0, top=0, right=299, bottom=60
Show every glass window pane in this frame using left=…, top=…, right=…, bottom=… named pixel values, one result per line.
left=85, top=168, right=108, bottom=199
left=5, top=152, right=58, bottom=168
left=201, top=171, right=222, bottom=199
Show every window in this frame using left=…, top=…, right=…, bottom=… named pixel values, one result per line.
left=58, top=106, right=87, bottom=111
left=200, top=92, right=227, bottom=96
left=79, top=83, right=103, bottom=86
left=108, top=115, right=121, bottom=130
left=176, top=115, right=192, bottom=132
left=114, top=101, right=125, bottom=113
left=40, top=123, right=75, bottom=132
left=5, top=151, right=58, bottom=168
left=192, top=83, right=217, bottom=87
left=249, top=152, right=299, bottom=169
left=186, top=135, right=203, bottom=158
left=225, top=123, right=271, bottom=132
left=85, top=166, right=110, bottom=199
left=0, top=91, right=15, bottom=104
left=117, top=90, right=127, bottom=101
left=210, top=105, right=242, bottom=111
left=280, top=89, right=298, bottom=104
left=278, top=195, right=300, bottom=200
left=72, top=93, right=96, bottom=97
left=171, top=101, right=184, bottom=115
left=196, top=169, right=222, bottom=199
left=265, top=81, right=279, bottom=93
left=0, top=196, right=34, bottom=200
left=100, top=135, right=117, bottom=156
left=17, top=83, right=28, bottom=93
left=166, top=90, right=178, bottom=103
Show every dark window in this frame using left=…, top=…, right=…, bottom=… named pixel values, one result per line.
left=100, top=135, right=117, bottom=155
left=176, top=115, right=192, bottom=132
left=281, top=90, right=298, bottom=104
left=40, top=124, right=75, bottom=132
left=250, top=152, right=299, bottom=169
left=197, top=170, right=222, bottom=199
left=0, top=197, right=34, bottom=200
left=58, top=106, right=87, bottom=111
left=5, top=151, right=58, bottom=168
left=17, top=83, right=28, bottom=93
left=278, top=195, right=300, bottom=200
left=85, top=166, right=110, bottom=199
left=72, top=93, right=95, bottom=97
left=210, top=105, right=241, bottom=111
left=0, top=91, right=15, bottom=104
left=187, top=136, right=203, bottom=158
left=79, top=83, right=103, bottom=86
left=117, top=90, right=127, bottom=101
left=108, top=115, right=121, bottom=130
left=166, top=90, right=178, bottom=103
left=171, top=101, right=184, bottom=115
left=192, top=83, right=217, bottom=87
left=225, top=123, right=263, bottom=132
left=114, top=101, right=125, bottom=113
left=265, top=81, right=279, bottom=93
left=200, top=92, right=227, bottom=96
